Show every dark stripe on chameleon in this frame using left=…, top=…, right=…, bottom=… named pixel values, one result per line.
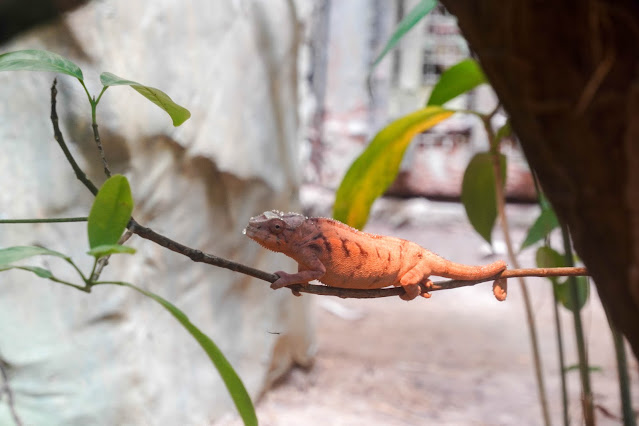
left=315, top=233, right=332, bottom=253
left=354, top=242, right=368, bottom=257
left=307, top=243, right=322, bottom=254
left=376, top=247, right=381, bottom=258
left=341, top=239, right=350, bottom=257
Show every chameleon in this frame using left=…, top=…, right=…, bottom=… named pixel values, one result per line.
left=244, top=210, right=507, bottom=300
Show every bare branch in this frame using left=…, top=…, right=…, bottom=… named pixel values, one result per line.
left=284, top=267, right=589, bottom=299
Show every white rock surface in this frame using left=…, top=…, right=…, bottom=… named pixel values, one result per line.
left=0, top=1, right=315, bottom=424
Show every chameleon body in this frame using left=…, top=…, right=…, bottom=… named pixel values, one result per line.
left=245, top=210, right=507, bottom=300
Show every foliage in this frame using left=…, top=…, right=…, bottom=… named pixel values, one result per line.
left=333, top=106, right=452, bottom=229
left=0, top=49, right=255, bottom=425
left=426, top=58, right=486, bottom=106
left=460, top=152, right=506, bottom=244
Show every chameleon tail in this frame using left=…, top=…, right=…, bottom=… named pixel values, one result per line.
left=431, top=258, right=507, bottom=280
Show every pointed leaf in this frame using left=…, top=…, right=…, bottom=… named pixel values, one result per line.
left=520, top=207, right=559, bottom=251
left=88, top=175, right=134, bottom=249
left=461, top=152, right=506, bottom=243
left=370, top=0, right=437, bottom=69
left=427, top=58, right=486, bottom=106
left=0, top=246, right=69, bottom=265
left=87, top=244, right=136, bottom=258
left=0, top=49, right=83, bottom=80
left=0, top=265, right=54, bottom=278
left=109, top=281, right=257, bottom=426
left=100, top=72, right=191, bottom=126
left=334, top=106, right=453, bottom=229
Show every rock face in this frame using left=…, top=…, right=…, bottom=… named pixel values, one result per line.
left=0, top=1, right=315, bottom=424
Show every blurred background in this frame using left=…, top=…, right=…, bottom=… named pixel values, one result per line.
left=0, top=1, right=636, bottom=425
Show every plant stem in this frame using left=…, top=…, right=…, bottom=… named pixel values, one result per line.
left=90, top=86, right=111, bottom=177
left=48, top=276, right=91, bottom=292
left=600, top=302, right=637, bottom=426
left=50, top=79, right=99, bottom=196
left=483, top=114, right=551, bottom=426
left=552, top=284, right=570, bottom=426
left=612, top=326, right=636, bottom=426
left=0, top=217, right=87, bottom=224
left=560, top=225, right=594, bottom=425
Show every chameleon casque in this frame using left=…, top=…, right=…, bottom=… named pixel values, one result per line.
left=245, top=210, right=507, bottom=300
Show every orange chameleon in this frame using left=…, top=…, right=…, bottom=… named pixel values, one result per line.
left=245, top=210, right=507, bottom=300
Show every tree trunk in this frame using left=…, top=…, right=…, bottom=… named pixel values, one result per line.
left=440, top=0, right=639, bottom=358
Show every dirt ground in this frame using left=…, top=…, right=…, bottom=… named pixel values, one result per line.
left=219, top=199, right=639, bottom=426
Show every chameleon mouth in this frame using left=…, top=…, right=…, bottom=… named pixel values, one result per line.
left=243, top=225, right=257, bottom=238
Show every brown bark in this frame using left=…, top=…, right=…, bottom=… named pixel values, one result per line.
left=439, top=0, right=639, bottom=358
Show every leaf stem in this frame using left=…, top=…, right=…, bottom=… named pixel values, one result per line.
left=64, top=257, right=89, bottom=285
left=552, top=284, right=570, bottom=426
left=48, top=276, right=91, bottom=292
left=561, top=224, right=594, bottom=425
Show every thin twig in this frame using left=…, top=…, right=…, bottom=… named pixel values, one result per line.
left=50, top=80, right=99, bottom=196
left=0, top=217, right=87, bottom=224
left=283, top=267, right=589, bottom=299
left=92, top=121, right=111, bottom=178
left=0, top=356, right=22, bottom=426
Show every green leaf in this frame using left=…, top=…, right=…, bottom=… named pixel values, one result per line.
left=370, top=0, right=437, bottom=69
left=0, top=246, right=69, bottom=265
left=520, top=207, right=559, bottom=251
left=0, top=265, right=54, bottom=278
left=536, top=246, right=565, bottom=269
left=87, top=244, right=136, bottom=258
left=563, top=364, right=602, bottom=373
left=88, top=175, right=134, bottom=249
left=334, top=106, right=454, bottom=229
left=111, top=282, right=257, bottom=426
left=536, top=246, right=565, bottom=286
left=100, top=72, right=191, bottom=126
left=537, top=247, right=590, bottom=310
left=561, top=276, right=590, bottom=312
left=427, top=58, right=486, bottom=106
left=461, top=152, right=506, bottom=243
left=0, top=49, right=83, bottom=80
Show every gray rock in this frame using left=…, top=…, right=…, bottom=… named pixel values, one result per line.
left=0, top=1, right=315, bottom=424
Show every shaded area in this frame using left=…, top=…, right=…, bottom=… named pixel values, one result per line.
left=0, top=0, right=86, bottom=43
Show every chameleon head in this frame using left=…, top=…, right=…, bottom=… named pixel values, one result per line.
left=244, top=210, right=306, bottom=251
